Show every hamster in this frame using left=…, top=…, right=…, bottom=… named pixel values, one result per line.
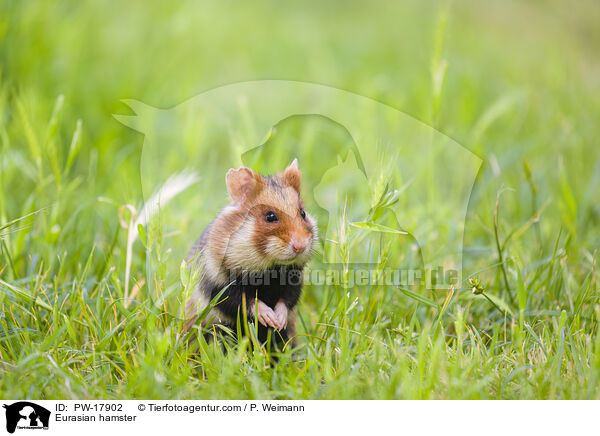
left=183, top=159, right=317, bottom=345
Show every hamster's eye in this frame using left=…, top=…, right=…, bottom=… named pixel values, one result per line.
left=265, top=211, right=279, bottom=223
left=300, top=208, right=306, bottom=219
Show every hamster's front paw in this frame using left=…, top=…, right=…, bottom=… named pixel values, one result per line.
left=251, top=299, right=279, bottom=330
left=274, top=300, right=288, bottom=331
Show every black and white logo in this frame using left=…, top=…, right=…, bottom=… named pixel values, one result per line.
left=2, top=402, right=50, bottom=434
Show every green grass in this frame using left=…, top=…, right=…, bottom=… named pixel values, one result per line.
left=1, top=0, right=600, bottom=399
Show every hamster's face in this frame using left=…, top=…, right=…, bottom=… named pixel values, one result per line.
left=248, top=180, right=317, bottom=265
left=224, top=159, right=318, bottom=269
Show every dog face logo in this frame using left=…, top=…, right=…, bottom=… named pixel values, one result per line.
left=116, top=80, right=482, bottom=298
left=2, top=402, right=50, bottom=433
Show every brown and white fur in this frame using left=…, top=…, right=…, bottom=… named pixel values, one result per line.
left=183, top=159, right=317, bottom=344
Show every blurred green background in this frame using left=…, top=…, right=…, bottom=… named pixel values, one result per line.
left=1, top=0, right=600, bottom=399
left=2, top=0, right=599, bottom=250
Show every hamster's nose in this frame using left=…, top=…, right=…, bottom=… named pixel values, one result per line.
left=291, top=239, right=307, bottom=253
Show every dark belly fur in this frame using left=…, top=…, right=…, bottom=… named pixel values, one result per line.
left=205, top=265, right=303, bottom=343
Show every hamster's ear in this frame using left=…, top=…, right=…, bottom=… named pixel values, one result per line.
left=282, top=158, right=302, bottom=192
left=226, top=167, right=263, bottom=205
